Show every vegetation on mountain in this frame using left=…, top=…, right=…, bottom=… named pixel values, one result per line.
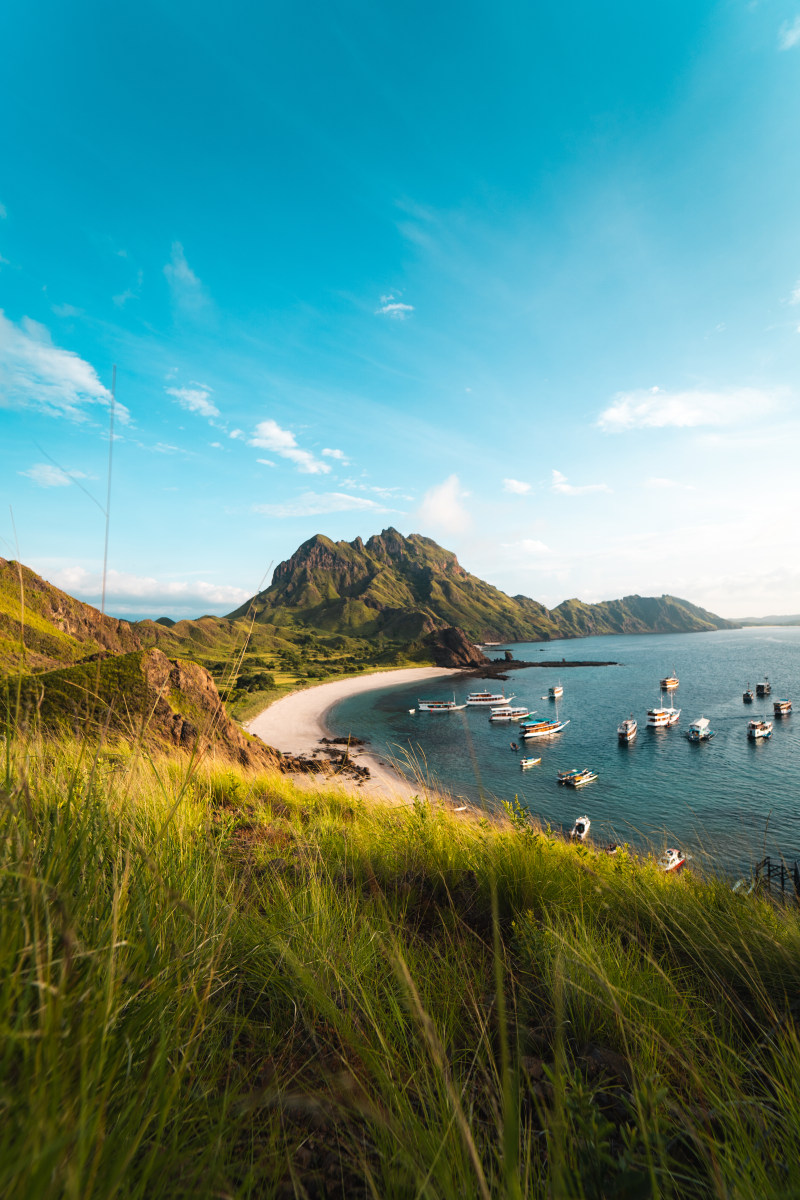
left=3, top=728, right=799, bottom=1198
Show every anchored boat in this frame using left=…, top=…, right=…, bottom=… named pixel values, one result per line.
left=520, top=755, right=541, bottom=769
left=558, top=768, right=597, bottom=788
left=660, top=669, right=679, bottom=690
left=686, top=717, right=714, bottom=742
left=747, top=718, right=773, bottom=740
left=743, top=684, right=754, bottom=704
left=659, top=848, right=689, bottom=873
left=773, top=699, right=792, bottom=718
left=548, top=683, right=564, bottom=699
left=466, top=690, right=513, bottom=706
left=569, top=815, right=591, bottom=841
left=617, top=715, right=637, bottom=743
left=489, top=705, right=532, bottom=722
left=417, top=697, right=466, bottom=712
left=646, top=693, right=681, bottom=728
left=756, top=677, right=771, bottom=697
left=520, top=717, right=570, bottom=739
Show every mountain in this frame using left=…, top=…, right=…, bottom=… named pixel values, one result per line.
left=230, top=529, right=736, bottom=642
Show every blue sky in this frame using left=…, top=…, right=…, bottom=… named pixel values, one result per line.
left=2, top=0, right=800, bottom=618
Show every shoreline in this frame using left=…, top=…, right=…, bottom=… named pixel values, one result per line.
left=245, top=666, right=463, bottom=803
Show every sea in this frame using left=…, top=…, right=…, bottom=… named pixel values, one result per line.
left=327, top=627, right=800, bottom=878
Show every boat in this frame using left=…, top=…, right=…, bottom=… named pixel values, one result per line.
left=617, top=715, right=637, bottom=743
left=558, top=768, right=597, bottom=788
left=417, top=697, right=466, bottom=712
left=773, top=699, right=792, bottom=717
left=520, top=756, right=541, bottom=769
left=743, top=685, right=754, bottom=704
left=756, top=677, right=771, bottom=696
left=548, top=683, right=564, bottom=699
left=660, top=670, right=679, bottom=690
left=646, top=692, right=681, bottom=728
left=686, top=717, right=714, bottom=742
left=569, top=815, right=591, bottom=841
left=521, top=718, right=570, bottom=739
left=747, top=718, right=773, bottom=740
left=489, top=706, right=532, bottom=722
left=466, top=690, right=513, bottom=706
left=659, top=848, right=688, bottom=873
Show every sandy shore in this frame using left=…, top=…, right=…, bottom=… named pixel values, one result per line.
left=246, top=667, right=462, bottom=802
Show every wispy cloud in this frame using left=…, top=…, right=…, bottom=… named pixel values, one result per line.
left=19, top=463, right=87, bottom=488
left=166, top=384, right=220, bottom=419
left=0, top=310, right=125, bottom=422
left=376, top=292, right=414, bottom=319
left=597, top=385, right=777, bottom=431
left=416, top=475, right=470, bottom=533
left=49, top=565, right=250, bottom=615
left=551, top=469, right=611, bottom=495
left=254, top=491, right=392, bottom=518
left=322, top=447, right=350, bottom=464
left=248, top=419, right=330, bottom=474
left=502, top=538, right=550, bottom=554
left=113, top=269, right=143, bottom=308
left=779, top=17, right=800, bottom=49
left=503, top=478, right=531, bottom=494
left=164, top=242, right=208, bottom=312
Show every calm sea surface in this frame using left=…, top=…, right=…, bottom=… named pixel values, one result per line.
left=328, top=628, right=800, bottom=876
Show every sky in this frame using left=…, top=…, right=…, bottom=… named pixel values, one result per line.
left=2, top=0, right=800, bottom=620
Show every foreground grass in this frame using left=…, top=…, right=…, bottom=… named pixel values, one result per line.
left=2, top=736, right=800, bottom=1198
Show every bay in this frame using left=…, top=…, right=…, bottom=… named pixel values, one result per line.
left=327, top=627, right=800, bottom=877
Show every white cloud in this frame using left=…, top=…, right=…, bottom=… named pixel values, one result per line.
left=164, top=242, right=208, bottom=312
left=19, top=463, right=74, bottom=488
left=254, top=491, right=391, bottom=518
left=376, top=292, right=414, bottom=319
left=0, top=310, right=125, bottom=422
left=502, top=538, right=550, bottom=555
left=166, top=384, right=220, bottom=419
left=503, top=478, right=531, bottom=494
left=322, top=447, right=350, bottom=463
left=257, top=458, right=277, bottom=467
left=779, top=17, right=800, bottom=49
left=49, top=565, right=250, bottom=615
left=551, top=469, right=611, bottom=496
left=416, top=475, right=470, bottom=533
left=229, top=428, right=245, bottom=440
left=597, top=385, right=778, bottom=431
left=248, top=419, right=330, bottom=474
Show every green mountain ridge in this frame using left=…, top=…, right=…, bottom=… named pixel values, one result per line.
left=230, top=528, right=737, bottom=642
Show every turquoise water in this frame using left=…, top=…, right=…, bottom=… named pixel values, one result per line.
left=328, top=628, right=800, bottom=876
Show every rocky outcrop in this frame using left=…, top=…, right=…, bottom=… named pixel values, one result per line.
left=423, top=627, right=489, bottom=668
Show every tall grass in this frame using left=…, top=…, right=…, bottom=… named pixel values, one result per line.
left=2, top=729, right=800, bottom=1197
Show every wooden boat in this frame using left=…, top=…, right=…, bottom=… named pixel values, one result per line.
left=756, top=677, right=771, bottom=696
left=773, top=699, right=792, bottom=717
left=521, top=718, right=570, bottom=739
left=646, top=702, right=680, bottom=728
left=747, top=718, right=773, bottom=740
left=617, top=715, right=637, bottom=742
left=520, top=756, right=541, bottom=769
left=569, top=815, right=591, bottom=841
left=743, top=684, right=754, bottom=704
left=558, top=768, right=597, bottom=788
left=660, top=670, right=679, bottom=690
left=686, top=717, right=714, bottom=742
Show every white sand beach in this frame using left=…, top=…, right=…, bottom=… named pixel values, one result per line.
left=246, top=667, right=462, bottom=801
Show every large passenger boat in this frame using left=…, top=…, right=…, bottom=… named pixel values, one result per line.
left=747, top=718, right=773, bottom=740
left=660, top=670, right=679, bottom=690
left=417, top=698, right=466, bottom=712
left=520, top=717, right=570, bottom=739
left=488, top=706, right=531, bottom=722
left=773, top=699, right=792, bottom=717
left=466, top=691, right=512, bottom=706
left=617, top=716, right=637, bottom=743
left=646, top=701, right=681, bottom=728
left=756, top=677, right=771, bottom=697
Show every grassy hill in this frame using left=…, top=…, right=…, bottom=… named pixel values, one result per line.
left=230, top=528, right=737, bottom=643
left=2, top=729, right=799, bottom=1198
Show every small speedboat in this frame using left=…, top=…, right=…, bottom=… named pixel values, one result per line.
left=773, top=699, right=792, bottom=717
left=520, top=756, right=541, bottom=768
left=558, top=768, right=597, bottom=788
left=686, top=717, right=714, bottom=742
left=659, top=848, right=688, bottom=873
left=617, top=715, right=637, bottom=743
left=748, top=718, right=773, bottom=740
left=489, top=706, right=532, bottom=722
left=417, top=698, right=466, bottom=712
left=569, top=815, right=591, bottom=841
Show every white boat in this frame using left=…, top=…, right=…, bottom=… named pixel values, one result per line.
left=647, top=690, right=680, bottom=728
left=558, top=768, right=597, bottom=788
left=417, top=697, right=466, bottom=712
left=686, top=717, right=714, bottom=742
left=773, top=699, right=792, bottom=717
left=466, top=690, right=514, bottom=706
left=489, top=706, right=532, bottom=722
left=569, top=815, right=591, bottom=841
left=748, top=718, right=772, bottom=740
left=548, top=683, right=564, bottom=699
left=617, top=715, right=637, bottom=743
left=520, top=756, right=541, bottom=769
left=660, top=670, right=679, bottom=691
left=659, top=848, right=688, bottom=873
left=521, top=718, right=570, bottom=739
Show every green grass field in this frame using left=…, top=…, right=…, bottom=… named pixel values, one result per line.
left=2, top=721, right=800, bottom=1198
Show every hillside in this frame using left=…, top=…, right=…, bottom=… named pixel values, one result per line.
left=230, top=528, right=736, bottom=642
